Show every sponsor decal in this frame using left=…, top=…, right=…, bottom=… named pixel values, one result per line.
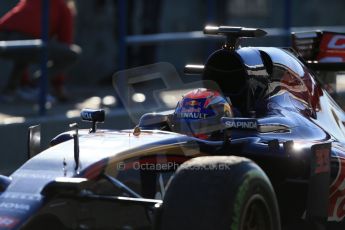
left=14, top=170, right=57, bottom=180
left=327, top=35, right=345, bottom=49
left=0, top=202, right=30, bottom=211
left=176, top=112, right=207, bottom=119
left=318, top=33, right=345, bottom=62
left=223, top=118, right=258, bottom=129
left=1, top=192, right=41, bottom=201
left=81, top=111, right=92, bottom=120
left=0, top=216, right=19, bottom=228
left=320, top=33, right=345, bottom=51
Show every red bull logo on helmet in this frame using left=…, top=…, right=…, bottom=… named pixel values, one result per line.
left=184, top=100, right=202, bottom=107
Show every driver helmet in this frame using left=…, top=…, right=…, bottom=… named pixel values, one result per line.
left=173, top=88, right=233, bottom=139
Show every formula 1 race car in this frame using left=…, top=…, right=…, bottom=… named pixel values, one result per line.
left=1, top=25, right=345, bottom=230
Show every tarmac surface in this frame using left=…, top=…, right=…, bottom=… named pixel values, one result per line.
left=0, top=85, right=133, bottom=175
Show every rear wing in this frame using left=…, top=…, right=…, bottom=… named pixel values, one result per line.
left=292, top=31, right=345, bottom=71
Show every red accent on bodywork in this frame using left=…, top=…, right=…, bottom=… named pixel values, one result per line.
left=328, top=157, right=345, bottom=220
left=81, top=159, right=107, bottom=180
left=193, top=133, right=210, bottom=140
left=314, top=148, right=330, bottom=174
left=0, top=216, right=19, bottom=228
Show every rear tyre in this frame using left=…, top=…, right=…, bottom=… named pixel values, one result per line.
left=158, top=156, right=281, bottom=230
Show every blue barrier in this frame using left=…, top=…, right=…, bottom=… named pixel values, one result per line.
left=39, top=0, right=49, bottom=116
left=284, top=0, right=292, bottom=46
left=118, top=0, right=127, bottom=72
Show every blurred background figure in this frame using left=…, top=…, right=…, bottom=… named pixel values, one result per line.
left=0, top=0, right=81, bottom=103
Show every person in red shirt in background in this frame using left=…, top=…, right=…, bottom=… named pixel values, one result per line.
left=0, top=0, right=81, bottom=102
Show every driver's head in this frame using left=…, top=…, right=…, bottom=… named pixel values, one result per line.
left=173, top=88, right=233, bottom=139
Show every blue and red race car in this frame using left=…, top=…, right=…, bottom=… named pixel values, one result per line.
left=1, top=25, right=345, bottom=230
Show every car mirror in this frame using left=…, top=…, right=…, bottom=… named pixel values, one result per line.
left=80, top=109, right=105, bottom=133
